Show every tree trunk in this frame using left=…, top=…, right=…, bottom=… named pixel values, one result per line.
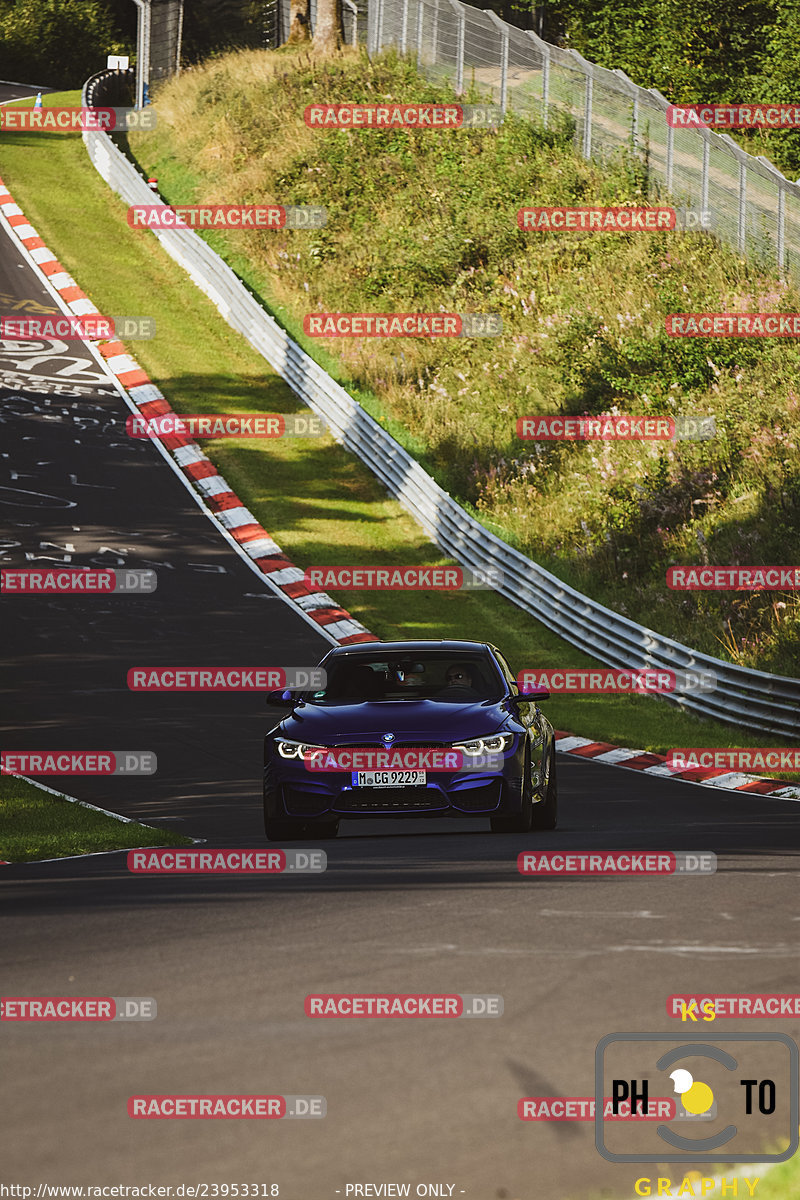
left=287, top=0, right=311, bottom=43
left=313, top=0, right=343, bottom=49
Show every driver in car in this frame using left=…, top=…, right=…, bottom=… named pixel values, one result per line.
left=440, top=663, right=480, bottom=696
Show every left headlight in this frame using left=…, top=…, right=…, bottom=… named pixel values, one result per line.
left=275, top=738, right=327, bottom=760
left=452, top=733, right=514, bottom=756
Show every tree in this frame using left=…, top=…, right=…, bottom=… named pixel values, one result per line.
left=313, top=0, right=343, bottom=50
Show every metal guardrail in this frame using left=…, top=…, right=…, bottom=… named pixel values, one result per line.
left=81, top=77, right=800, bottom=737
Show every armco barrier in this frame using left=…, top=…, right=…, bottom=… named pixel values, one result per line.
left=80, top=78, right=800, bottom=737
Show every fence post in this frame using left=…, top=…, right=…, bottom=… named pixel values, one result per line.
left=568, top=50, right=594, bottom=158
left=401, top=0, right=409, bottom=54
left=455, top=0, right=465, bottom=94
left=431, top=0, right=440, bottom=65
left=738, top=157, right=747, bottom=252
left=486, top=11, right=509, bottom=113
left=701, top=130, right=710, bottom=213
left=778, top=182, right=786, bottom=271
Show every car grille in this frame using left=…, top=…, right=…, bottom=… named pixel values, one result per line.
left=334, top=788, right=448, bottom=813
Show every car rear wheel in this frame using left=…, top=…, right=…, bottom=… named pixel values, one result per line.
left=530, top=746, right=558, bottom=830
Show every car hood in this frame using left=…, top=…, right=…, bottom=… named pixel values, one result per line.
left=281, top=698, right=509, bottom=743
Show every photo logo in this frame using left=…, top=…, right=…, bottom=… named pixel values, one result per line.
left=127, top=849, right=326, bottom=873
left=1, top=569, right=156, bottom=594
left=595, top=1031, right=799, bottom=1163
left=669, top=996, right=800, bottom=1020
left=667, top=313, right=800, bottom=337
left=667, top=566, right=800, bottom=590
left=516, top=415, right=715, bottom=441
left=304, top=103, right=501, bottom=129
left=518, top=852, right=716, bottom=877
left=126, top=414, right=327, bottom=439
left=667, top=104, right=800, bottom=129
left=0, top=752, right=156, bottom=776
left=127, top=205, right=326, bottom=230
left=0, top=106, right=156, bottom=131
left=516, top=669, right=717, bottom=695
left=667, top=748, right=800, bottom=773
left=304, top=566, right=502, bottom=590
left=1, top=316, right=155, bottom=341
left=518, top=207, right=676, bottom=232
left=126, top=668, right=326, bottom=690
left=302, top=313, right=502, bottom=338
left=304, top=993, right=502, bottom=1017
left=0, top=997, right=157, bottom=1021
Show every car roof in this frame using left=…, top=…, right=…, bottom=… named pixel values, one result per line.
left=324, top=640, right=501, bottom=657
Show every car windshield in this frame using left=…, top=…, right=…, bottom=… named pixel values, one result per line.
left=306, top=652, right=505, bottom=705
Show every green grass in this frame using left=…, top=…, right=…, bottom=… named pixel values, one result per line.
left=117, top=46, right=800, bottom=677
left=0, top=776, right=192, bottom=863
left=1, top=87, right=798, bottom=755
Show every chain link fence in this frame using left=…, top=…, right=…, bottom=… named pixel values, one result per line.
left=368, top=0, right=800, bottom=279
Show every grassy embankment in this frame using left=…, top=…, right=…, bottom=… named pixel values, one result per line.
left=126, top=46, right=800, bottom=677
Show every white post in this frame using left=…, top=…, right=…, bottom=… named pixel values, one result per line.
left=485, top=11, right=509, bottom=114
left=401, top=0, right=409, bottom=55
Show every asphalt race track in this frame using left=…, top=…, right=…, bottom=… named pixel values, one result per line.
left=2, top=192, right=800, bottom=1200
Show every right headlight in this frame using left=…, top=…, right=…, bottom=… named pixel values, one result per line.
left=452, top=733, right=515, bottom=755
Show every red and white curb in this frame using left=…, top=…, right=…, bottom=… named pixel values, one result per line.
left=2, top=178, right=799, bottom=809
left=555, top=734, right=800, bottom=801
left=0, top=178, right=378, bottom=649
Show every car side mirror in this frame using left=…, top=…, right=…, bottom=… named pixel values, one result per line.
left=266, top=687, right=296, bottom=707
left=511, top=688, right=550, bottom=704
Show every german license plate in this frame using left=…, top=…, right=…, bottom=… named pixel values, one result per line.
left=352, top=770, right=426, bottom=788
